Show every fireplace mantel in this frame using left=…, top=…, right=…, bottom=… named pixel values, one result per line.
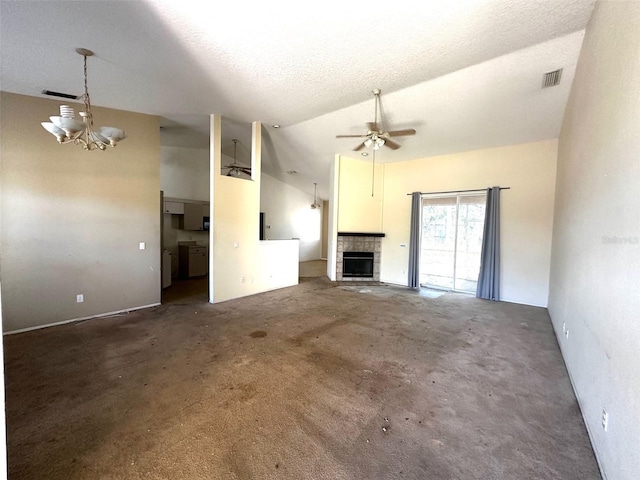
left=337, top=232, right=385, bottom=237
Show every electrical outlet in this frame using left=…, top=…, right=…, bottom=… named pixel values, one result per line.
left=139, top=242, right=146, bottom=250
left=562, top=322, right=566, bottom=333
left=565, top=329, right=569, bottom=339
left=76, top=294, right=84, bottom=303
left=602, top=409, right=608, bottom=431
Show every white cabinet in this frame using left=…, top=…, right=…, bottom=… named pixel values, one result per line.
left=164, top=201, right=184, bottom=214
left=179, top=245, right=208, bottom=278
left=164, top=198, right=209, bottom=231
left=180, top=202, right=205, bottom=231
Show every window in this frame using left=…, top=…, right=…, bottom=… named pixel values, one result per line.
left=420, top=193, right=486, bottom=293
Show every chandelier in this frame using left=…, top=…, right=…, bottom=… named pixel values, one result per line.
left=41, top=48, right=126, bottom=151
left=310, top=183, right=321, bottom=209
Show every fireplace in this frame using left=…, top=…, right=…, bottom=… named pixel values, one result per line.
left=336, top=232, right=384, bottom=281
left=343, top=252, right=374, bottom=278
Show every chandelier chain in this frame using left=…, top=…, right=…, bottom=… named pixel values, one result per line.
left=82, top=53, right=93, bottom=127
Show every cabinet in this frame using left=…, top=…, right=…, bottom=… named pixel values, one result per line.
left=164, top=198, right=209, bottom=231
left=164, top=201, right=184, bottom=214
left=179, top=245, right=208, bottom=278
left=179, top=202, right=205, bottom=231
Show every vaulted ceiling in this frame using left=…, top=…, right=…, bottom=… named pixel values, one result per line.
left=0, top=0, right=596, bottom=198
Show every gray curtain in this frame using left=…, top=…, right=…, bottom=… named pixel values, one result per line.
left=476, top=187, right=501, bottom=300
left=408, top=192, right=421, bottom=290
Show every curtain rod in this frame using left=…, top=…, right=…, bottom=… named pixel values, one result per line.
left=406, top=187, right=510, bottom=196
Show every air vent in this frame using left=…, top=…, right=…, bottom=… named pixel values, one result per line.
left=542, top=69, right=563, bottom=88
left=42, top=90, right=79, bottom=100
left=286, top=170, right=298, bottom=175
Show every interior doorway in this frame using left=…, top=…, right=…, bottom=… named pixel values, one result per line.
left=419, top=193, right=486, bottom=293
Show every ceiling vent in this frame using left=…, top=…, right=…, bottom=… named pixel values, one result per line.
left=286, top=170, right=298, bottom=174
left=542, top=69, right=563, bottom=88
left=41, top=89, right=79, bottom=100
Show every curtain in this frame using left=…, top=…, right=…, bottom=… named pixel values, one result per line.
left=476, top=187, right=501, bottom=300
left=408, top=192, right=421, bottom=290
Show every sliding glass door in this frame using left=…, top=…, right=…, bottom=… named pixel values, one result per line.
left=419, top=193, right=486, bottom=293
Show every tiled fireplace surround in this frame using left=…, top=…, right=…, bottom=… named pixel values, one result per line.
left=336, top=233, right=384, bottom=281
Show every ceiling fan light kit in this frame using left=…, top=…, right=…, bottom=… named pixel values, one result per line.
left=41, top=48, right=126, bottom=151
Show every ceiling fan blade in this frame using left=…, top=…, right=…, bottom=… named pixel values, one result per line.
left=367, top=122, right=379, bottom=132
left=386, top=128, right=416, bottom=137
left=383, top=139, right=401, bottom=150
left=223, top=164, right=251, bottom=172
left=336, top=134, right=368, bottom=138
left=353, top=142, right=367, bottom=151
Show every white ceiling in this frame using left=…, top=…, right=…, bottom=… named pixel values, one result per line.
left=0, top=0, right=596, bottom=198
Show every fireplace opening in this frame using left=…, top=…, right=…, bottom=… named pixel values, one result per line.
left=343, top=251, right=374, bottom=278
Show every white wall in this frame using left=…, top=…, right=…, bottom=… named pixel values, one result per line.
left=161, top=145, right=320, bottom=263
left=548, top=2, right=640, bottom=478
left=260, top=173, right=322, bottom=262
left=1, top=92, right=161, bottom=332
left=160, top=145, right=210, bottom=271
left=160, top=146, right=209, bottom=201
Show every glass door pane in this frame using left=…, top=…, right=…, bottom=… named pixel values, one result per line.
left=454, top=195, right=486, bottom=293
left=420, top=199, right=456, bottom=289
left=420, top=193, right=486, bottom=293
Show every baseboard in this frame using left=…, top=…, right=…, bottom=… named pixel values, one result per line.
left=3, top=303, right=161, bottom=335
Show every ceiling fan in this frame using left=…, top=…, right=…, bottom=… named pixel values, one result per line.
left=222, top=139, right=251, bottom=177
left=336, top=88, right=416, bottom=151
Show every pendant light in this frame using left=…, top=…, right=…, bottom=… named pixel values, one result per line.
left=311, top=183, right=321, bottom=209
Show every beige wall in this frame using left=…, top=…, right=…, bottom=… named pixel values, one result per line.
left=336, top=156, right=384, bottom=233
left=382, top=141, right=558, bottom=306
left=382, top=140, right=557, bottom=306
left=549, top=2, right=640, bottom=478
left=321, top=200, right=329, bottom=258
left=210, top=116, right=298, bottom=303
left=337, top=140, right=555, bottom=307
left=1, top=92, right=161, bottom=332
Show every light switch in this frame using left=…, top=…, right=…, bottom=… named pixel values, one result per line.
left=139, top=242, right=146, bottom=250
left=233, top=242, right=239, bottom=249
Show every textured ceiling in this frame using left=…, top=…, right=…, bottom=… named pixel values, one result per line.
left=0, top=0, right=596, bottom=198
